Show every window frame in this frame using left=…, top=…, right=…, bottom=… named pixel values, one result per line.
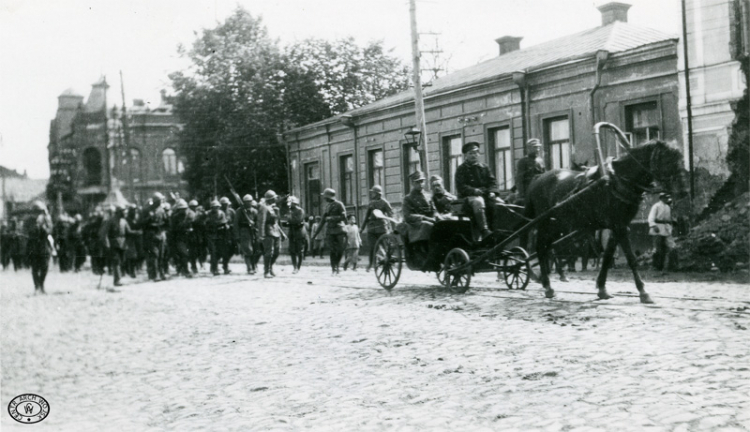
left=539, top=111, right=573, bottom=170
left=162, top=147, right=178, bottom=176
left=339, top=152, right=355, bottom=206
left=440, top=131, right=464, bottom=194
left=623, top=99, right=662, bottom=147
left=485, top=122, right=514, bottom=191
left=366, top=145, right=386, bottom=192
left=402, top=141, right=422, bottom=194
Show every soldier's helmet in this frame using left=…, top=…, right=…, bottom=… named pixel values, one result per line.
left=188, top=199, right=199, bottom=208
left=220, top=197, right=231, bottom=205
left=153, top=192, right=165, bottom=201
left=32, top=200, right=47, bottom=212
left=289, top=196, right=300, bottom=205
left=264, top=190, right=277, bottom=201
left=242, top=194, right=254, bottom=202
left=174, top=199, right=188, bottom=210
left=210, top=200, right=221, bottom=208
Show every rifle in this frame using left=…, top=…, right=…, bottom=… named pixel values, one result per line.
left=223, top=175, right=256, bottom=230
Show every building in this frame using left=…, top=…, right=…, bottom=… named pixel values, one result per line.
left=1, top=167, right=47, bottom=221
left=283, top=1, right=684, bottom=240
left=48, top=78, right=187, bottom=214
left=678, top=0, right=749, bottom=211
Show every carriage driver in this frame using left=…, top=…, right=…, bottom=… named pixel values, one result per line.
left=454, top=141, right=498, bottom=239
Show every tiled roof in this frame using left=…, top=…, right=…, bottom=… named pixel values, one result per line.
left=291, top=21, right=677, bottom=131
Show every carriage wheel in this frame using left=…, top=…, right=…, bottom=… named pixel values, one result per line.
left=373, top=234, right=402, bottom=290
left=502, top=246, right=531, bottom=290
left=444, top=248, right=472, bottom=294
left=437, top=265, right=448, bottom=287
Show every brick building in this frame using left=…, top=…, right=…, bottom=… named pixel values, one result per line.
left=282, top=1, right=685, bottom=238
left=48, top=78, right=187, bottom=213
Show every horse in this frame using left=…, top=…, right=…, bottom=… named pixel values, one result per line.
left=524, top=139, right=686, bottom=303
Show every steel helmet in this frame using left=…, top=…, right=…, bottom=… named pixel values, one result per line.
left=173, top=199, right=188, bottom=210
left=242, top=194, right=254, bottom=202
left=188, top=199, right=199, bottom=207
left=264, top=190, right=277, bottom=201
left=219, top=197, right=231, bottom=205
left=210, top=200, right=220, bottom=208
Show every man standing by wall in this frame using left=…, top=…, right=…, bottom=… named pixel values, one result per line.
left=648, top=193, right=674, bottom=272
left=515, top=138, right=546, bottom=204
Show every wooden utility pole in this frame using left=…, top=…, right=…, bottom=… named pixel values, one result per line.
left=681, top=0, right=695, bottom=200
left=409, top=0, right=430, bottom=179
left=103, top=75, right=112, bottom=194
left=120, top=71, right=134, bottom=201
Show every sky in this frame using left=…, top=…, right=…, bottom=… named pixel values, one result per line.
left=0, top=0, right=680, bottom=179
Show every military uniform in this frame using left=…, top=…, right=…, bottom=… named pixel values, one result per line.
left=104, top=208, right=139, bottom=286
left=234, top=196, right=258, bottom=274
left=362, top=185, right=393, bottom=271
left=205, top=202, right=229, bottom=275
left=455, top=144, right=497, bottom=236
left=170, top=200, right=195, bottom=277
left=515, top=139, right=546, bottom=203
left=141, top=196, right=168, bottom=281
left=313, top=188, right=347, bottom=274
left=402, top=187, right=437, bottom=243
left=258, top=191, right=283, bottom=278
left=287, top=198, right=306, bottom=273
left=24, top=203, right=53, bottom=293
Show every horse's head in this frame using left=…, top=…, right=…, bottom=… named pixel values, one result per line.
left=612, top=139, right=687, bottom=198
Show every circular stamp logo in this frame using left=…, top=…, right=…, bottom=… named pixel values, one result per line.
left=8, top=394, right=50, bottom=424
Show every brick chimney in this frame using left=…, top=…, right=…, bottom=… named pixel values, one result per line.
left=597, top=2, right=631, bottom=26
left=495, top=36, right=523, bottom=55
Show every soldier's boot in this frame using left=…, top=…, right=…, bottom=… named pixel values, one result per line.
left=244, top=256, right=253, bottom=274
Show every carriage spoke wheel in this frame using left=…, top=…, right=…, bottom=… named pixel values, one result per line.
left=444, top=248, right=472, bottom=294
left=373, top=234, right=402, bottom=290
left=502, top=246, right=531, bottom=290
left=437, top=265, right=448, bottom=287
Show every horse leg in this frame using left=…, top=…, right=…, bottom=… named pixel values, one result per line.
left=615, top=227, right=652, bottom=304
left=536, top=230, right=555, bottom=298
left=595, top=231, right=618, bottom=300
left=555, top=253, right=569, bottom=282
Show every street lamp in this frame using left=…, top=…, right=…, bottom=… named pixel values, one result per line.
left=404, top=127, right=421, bottom=150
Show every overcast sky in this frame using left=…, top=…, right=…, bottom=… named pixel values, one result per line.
left=0, top=0, right=680, bottom=179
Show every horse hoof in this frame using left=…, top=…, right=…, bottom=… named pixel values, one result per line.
left=545, top=289, right=555, bottom=299
left=560, top=275, right=569, bottom=282
left=640, top=293, right=655, bottom=304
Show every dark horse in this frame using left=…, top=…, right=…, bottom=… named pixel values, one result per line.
left=524, top=139, right=685, bottom=303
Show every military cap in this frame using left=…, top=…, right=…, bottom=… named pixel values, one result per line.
left=408, top=171, right=426, bottom=182
left=264, top=190, right=277, bottom=201
left=173, top=199, right=188, bottom=210
left=461, top=141, right=480, bottom=154
left=370, top=185, right=383, bottom=194
left=429, top=174, right=444, bottom=184
left=153, top=192, right=165, bottom=201
left=321, top=188, right=336, bottom=198
left=188, top=199, right=199, bottom=207
left=210, top=200, right=221, bottom=208
left=219, top=197, right=231, bottom=205
left=526, top=138, right=542, bottom=148
left=242, top=194, right=254, bottom=202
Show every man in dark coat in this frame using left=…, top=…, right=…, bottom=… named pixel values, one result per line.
left=454, top=141, right=498, bottom=239
left=188, top=200, right=205, bottom=273
left=515, top=138, right=546, bottom=204
left=169, top=199, right=195, bottom=278
left=205, top=200, right=228, bottom=276
left=287, top=196, right=306, bottom=274
left=141, top=192, right=168, bottom=281
left=103, top=205, right=140, bottom=286
left=402, top=171, right=440, bottom=244
left=219, top=197, right=235, bottom=274
left=311, top=188, right=347, bottom=275
left=362, top=185, right=393, bottom=272
left=234, top=194, right=258, bottom=274
left=25, top=201, right=53, bottom=293
left=429, top=175, right=456, bottom=216
left=257, top=191, right=285, bottom=278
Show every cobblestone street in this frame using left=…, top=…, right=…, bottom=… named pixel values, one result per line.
left=2, top=263, right=749, bottom=431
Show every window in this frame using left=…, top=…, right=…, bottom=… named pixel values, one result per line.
left=368, top=149, right=384, bottom=190
left=82, top=147, right=102, bottom=186
left=305, top=162, right=321, bottom=216
left=442, top=135, right=463, bottom=193
left=402, top=144, right=421, bottom=193
left=544, top=117, right=571, bottom=170
left=340, top=154, right=354, bottom=206
left=129, top=148, right=141, bottom=181
left=490, top=127, right=513, bottom=190
left=625, top=102, right=660, bottom=145
left=162, top=148, right=177, bottom=175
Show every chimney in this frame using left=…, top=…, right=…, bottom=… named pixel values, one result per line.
left=495, top=36, right=523, bottom=55
left=597, top=2, right=631, bottom=26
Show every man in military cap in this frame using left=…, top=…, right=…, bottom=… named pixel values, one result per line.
left=402, top=171, right=440, bottom=245
left=220, top=197, right=235, bottom=274
left=169, top=199, right=195, bottom=278
left=362, top=184, right=394, bottom=272
left=103, top=205, right=141, bottom=286
left=25, top=201, right=53, bottom=293
left=205, top=200, right=228, bottom=275
left=515, top=138, right=546, bottom=204
left=234, top=194, right=258, bottom=274
left=454, top=141, right=498, bottom=239
left=430, top=175, right=456, bottom=216
left=312, top=188, right=347, bottom=275
left=141, top=192, right=169, bottom=281
left=287, top=196, right=306, bottom=274
left=257, top=190, right=285, bottom=278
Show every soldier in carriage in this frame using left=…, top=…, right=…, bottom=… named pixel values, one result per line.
left=429, top=174, right=456, bottom=217
left=401, top=171, right=443, bottom=265
left=454, top=141, right=501, bottom=240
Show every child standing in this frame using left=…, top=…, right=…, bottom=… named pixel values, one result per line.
left=343, top=215, right=362, bottom=271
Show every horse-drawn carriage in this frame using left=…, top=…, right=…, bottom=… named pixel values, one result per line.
left=371, top=122, right=686, bottom=304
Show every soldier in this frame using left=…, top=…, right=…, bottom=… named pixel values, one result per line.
left=71, top=214, right=87, bottom=272
left=515, top=138, right=546, bottom=204
left=257, top=190, right=285, bottom=278
left=103, top=205, right=140, bottom=286
left=205, top=200, right=228, bottom=276
left=141, top=192, right=168, bottom=281
left=403, top=171, right=441, bottom=262
left=220, top=197, right=235, bottom=275
left=234, top=194, right=258, bottom=274
left=454, top=141, right=498, bottom=239
left=1, top=220, right=12, bottom=270
left=188, top=200, right=205, bottom=274
left=311, top=188, right=347, bottom=275
left=160, top=201, right=172, bottom=277
left=287, top=196, right=306, bottom=274
left=430, top=175, right=456, bottom=216
left=362, top=185, right=393, bottom=272
left=24, top=201, right=53, bottom=293
left=170, top=199, right=195, bottom=278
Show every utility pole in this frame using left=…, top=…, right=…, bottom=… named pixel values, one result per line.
left=120, top=71, right=134, bottom=201
left=409, top=0, right=430, bottom=179
left=681, top=0, right=695, bottom=201
left=103, top=75, right=112, bottom=194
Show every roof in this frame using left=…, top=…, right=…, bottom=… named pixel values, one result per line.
left=59, top=88, right=83, bottom=98
left=288, top=21, right=677, bottom=133
left=3, top=177, right=48, bottom=203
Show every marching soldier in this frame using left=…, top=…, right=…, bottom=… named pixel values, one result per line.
left=188, top=200, right=205, bottom=274
left=220, top=197, right=235, bottom=274
left=141, top=192, right=168, bottom=281
left=287, top=196, right=306, bottom=274
left=311, top=188, right=347, bottom=275
left=170, top=199, right=195, bottom=278
left=257, top=190, right=285, bottom=278
left=103, top=205, right=140, bottom=286
left=24, top=201, right=53, bottom=293
left=205, top=200, right=228, bottom=276
left=234, top=194, right=258, bottom=274
left=362, top=185, right=393, bottom=272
